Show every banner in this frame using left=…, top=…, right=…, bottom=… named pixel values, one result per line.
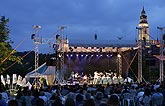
left=17, top=75, right=22, bottom=86
left=12, top=74, right=17, bottom=84
left=6, top=74, right=10, bottom=85
left=26, top=82, right=32, bottom=90
left=21, top=78, right=27, bottom=87
left=1, top=75, right=5, bottom=86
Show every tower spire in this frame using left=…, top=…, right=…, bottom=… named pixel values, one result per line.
left=138, top=7, right=149, bottom=41
left=141, top=6, right=145, bottom=15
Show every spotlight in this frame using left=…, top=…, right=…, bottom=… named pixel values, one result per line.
left=100, top=54, right=102, bottom=56
left=86, top=54, right=88, bottom=57
left=76, top=54, right=79, bottom=57
left=66, top=54, right=69, bottom=57
left=81, top=54, right=84, bottom=57
left=69, top=47, right=73, bottom=52
left=96, top=54, right=99, bottom=57
left=70, top=54, right=73, bottom=57
left=91, top=55, right=94, bottom=57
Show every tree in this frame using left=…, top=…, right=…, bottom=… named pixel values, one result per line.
left=0, top=16, right=21, bottom=74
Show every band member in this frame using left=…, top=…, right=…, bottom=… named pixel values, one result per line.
left=70, top=71, right=74, bottom=84
left=74, top=72, right=79, bottom=79
left=93, top=71, right=98, bottom=84
left=83, top=75, right=88, bottom=83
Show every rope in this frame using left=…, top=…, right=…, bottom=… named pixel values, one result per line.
left=0, top=34, right=31, bottom=65
left=0, top=50, right=33, bottom=74
left=126, top=50, right=138, bottom=71
left=122, top=52, right=138, bottom=81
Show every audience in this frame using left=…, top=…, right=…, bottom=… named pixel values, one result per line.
left=1, top=80, right=165, bottom=106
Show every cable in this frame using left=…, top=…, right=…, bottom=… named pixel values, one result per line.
left=0, top=34, right=31, bottom=65
left=122, top=51, right=138, bottom=81
left=1, top=50, right=33, bottom=74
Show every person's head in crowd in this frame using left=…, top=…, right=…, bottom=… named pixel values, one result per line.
left=65, top=97, right=75, bottom=106
left=95, top=91, right=104, bottom=100
left=85, top=93, right=91, bottom=100
left=83, top=99, right=95, bottom=106
left=107, top=94, right=119, bottom=106
left=0, top=94, right=2, bottom=100
left=99, top=103, right=108, bottom=106
left=8, top=100, right=18, bottom=106
left=76, top=94, right=84, bottom=102
left=144, top=88, right=151, bottom=96
left=33, top=90, right=39, bottom=98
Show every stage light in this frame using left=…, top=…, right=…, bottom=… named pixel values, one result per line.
left=81, top=54, right=84, bottom=57
left=86, top=54, right=88, bottom=56
left=69, top=47, right=73, bottom=52
left=58, top=54, right=62, bottom=57
left=107, top=54, right=109, bottom=57
left=117, top=54, right=121, bottom=58
left=70, top=54, right=73, bottom=57
left=66, top=54, right=69, bottom=57
left=91, top=55, right=94, bottom=57
left=100, top=54, right=103, bottom=56
left=96, top=54, right=99, bottom=57
left=76, top=54, right=79, bottom=57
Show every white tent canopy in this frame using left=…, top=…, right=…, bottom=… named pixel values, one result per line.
left=25, top=63, right=56, bottom=85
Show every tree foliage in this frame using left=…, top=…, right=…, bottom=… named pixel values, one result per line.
left=0, top=16, right=21, bottom=73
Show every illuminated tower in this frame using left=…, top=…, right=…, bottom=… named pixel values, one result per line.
left=138, top=7, right=149, bottom=41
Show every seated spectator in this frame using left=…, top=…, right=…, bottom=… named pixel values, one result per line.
left=65, top=97, right=75, bottom=106
left=76, top=94, right=84, bottom=106
left=151, top=87, right=163, bottom=106
left=107, top=94, right=120, bottom=106
left=85, top=93, right=91, bottom=100
left=31, top=90, right=44, bottom=106
left=83, top=99, right=95, bottom=106
left=1, top=88, right=9, bottom=103
left=140, top=88, right=151, bottom=106
left=95, top=91, right=104, bottom=106
left=8, top=100, right=18, bottom=106
left=0, top=93, right=7, bottom=106
left=39, top=91, right=48, bottom=103
left=52, top=96, right=64, bottom=106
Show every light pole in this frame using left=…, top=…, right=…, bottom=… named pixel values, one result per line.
left=32, top=25, right=41, bottom=88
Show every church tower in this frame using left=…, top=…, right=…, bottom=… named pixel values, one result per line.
left=138, top=7, right=149, bottom=41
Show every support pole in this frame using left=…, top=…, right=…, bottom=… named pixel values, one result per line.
left=157, top=27, right=165, bottom=82
left=136, top=27, right=143, bottom=83
left=32, top=25, right=41, bottom=88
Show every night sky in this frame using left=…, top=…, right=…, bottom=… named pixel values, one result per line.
left=0, top=0, right=165, bottom=53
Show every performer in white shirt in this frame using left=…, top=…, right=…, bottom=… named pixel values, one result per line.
left=93, top=71, right=98, bottom=84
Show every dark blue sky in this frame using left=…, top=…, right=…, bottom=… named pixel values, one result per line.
left=0, top=0, right=165, bottom=53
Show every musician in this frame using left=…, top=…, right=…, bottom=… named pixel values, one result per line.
left=93, top=71, right=98, bottom=84
left=83, top=75, right=88, bottom=83
left=70, top=71, right=74, bottom=84
left=74, top=72, right=79, bottom=79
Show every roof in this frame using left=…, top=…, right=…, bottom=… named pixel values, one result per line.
left=69, top=39, right=136, bottom=47
left=26, top=63, right=56, bottom=77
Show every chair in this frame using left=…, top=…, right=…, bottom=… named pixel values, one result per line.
left=122, top=93, right=135, bottom=106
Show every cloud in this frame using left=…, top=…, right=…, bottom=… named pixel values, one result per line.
left=0, top=0, right=164, bottom=52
